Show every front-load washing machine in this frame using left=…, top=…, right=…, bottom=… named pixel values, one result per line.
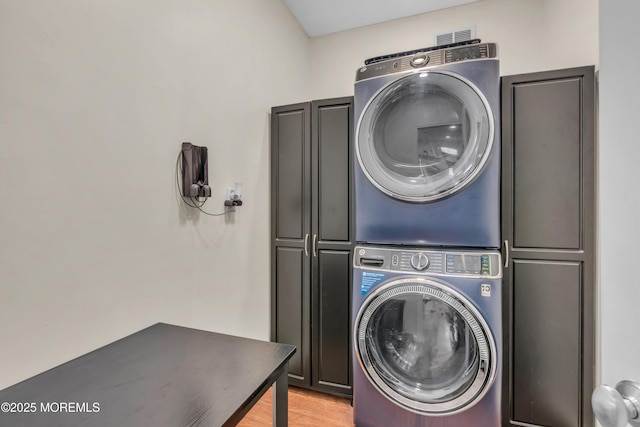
left=354, top=42, right=500, bottom=248
left=352, top=244, right=502, bottom=427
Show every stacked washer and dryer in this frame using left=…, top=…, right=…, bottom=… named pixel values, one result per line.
left=352, top=42, right=503, bottom=426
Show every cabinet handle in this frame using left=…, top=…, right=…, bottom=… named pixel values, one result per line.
left=313, top=234, right=318, bottom=257
left=504, top=240, right=509, bottom=268
left=304, top=234, right=309, bottom=257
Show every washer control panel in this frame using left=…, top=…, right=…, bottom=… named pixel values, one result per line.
left=355, top=246, right=501, bottom=279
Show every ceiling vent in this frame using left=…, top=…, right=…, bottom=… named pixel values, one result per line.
left=434, top=27, right=476, bottom=46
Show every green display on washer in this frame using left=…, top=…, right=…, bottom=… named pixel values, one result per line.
left=480, top=255, right=491, bottom=275
left=446, top=254, right=490, bottom=275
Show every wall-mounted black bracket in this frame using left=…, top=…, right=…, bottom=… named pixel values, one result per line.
left=181, top=142, right=211, bottom=197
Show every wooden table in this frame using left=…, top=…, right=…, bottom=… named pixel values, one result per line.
left=0, top=323, right=296, bottom=426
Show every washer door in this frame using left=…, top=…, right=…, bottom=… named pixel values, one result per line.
left=356, top=71, right=493, bottom=201
left=354, top=277, right=497, bottom=415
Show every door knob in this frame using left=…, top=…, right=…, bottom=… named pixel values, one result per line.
left=592, top=381, right=640, bottom=427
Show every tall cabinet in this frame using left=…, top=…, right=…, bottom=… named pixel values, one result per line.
left=270, top=97, right=354, bottom=397
left=501, top=66, right=596, bottom=427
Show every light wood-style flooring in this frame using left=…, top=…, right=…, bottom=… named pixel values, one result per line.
left=238, top=386, right=355, bottom=427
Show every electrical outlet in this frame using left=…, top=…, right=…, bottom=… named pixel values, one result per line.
left=226, top=188, right=236, bottom=212
left=227, top=188, right=237, bottom=200
left=224, top=183, right=243, bottom=212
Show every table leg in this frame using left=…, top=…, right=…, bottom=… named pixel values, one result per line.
left=273, top=362, right=288, bottom=427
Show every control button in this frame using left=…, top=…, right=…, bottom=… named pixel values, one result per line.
left=410, top=253, right=429, bottom=270
left=481, top=255, right=491, bottom=275
left=410, top=53, right=429, bottom=68
left=392, top=255, right=399, bottom=266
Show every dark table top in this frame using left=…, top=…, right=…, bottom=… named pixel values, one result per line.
left=0, top=323, right=296, bottom=427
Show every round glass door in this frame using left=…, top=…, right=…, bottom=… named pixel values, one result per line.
left=356, top=71, right=494, bottom=201
left=354, top=278, right=496, bottom=415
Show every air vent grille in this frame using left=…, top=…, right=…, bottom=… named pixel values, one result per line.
left=435, top=26, right=476, bottom=46
left=437, top=32, right=453, bottom=45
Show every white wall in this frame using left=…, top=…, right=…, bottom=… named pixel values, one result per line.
left=599, top=0, right=640, bottom=394
left=309, top=0, right=598, bottom=99
left=0, top=0, right=308, bottom=389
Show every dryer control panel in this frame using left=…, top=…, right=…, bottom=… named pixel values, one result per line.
left=355, top=42, right=497, bottom=82
left=354, top=245, right=502, bottom=279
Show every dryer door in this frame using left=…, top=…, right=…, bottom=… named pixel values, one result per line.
left=354, top=277, right=497, bottom=415
left=356, top=71, right=493, bottom=201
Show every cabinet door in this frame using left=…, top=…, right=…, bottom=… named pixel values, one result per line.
left=501, top=67, right=595, bottom=427
left=311, top=98, right=354, bottom=396
left=271, top=103, right=312, bottom=387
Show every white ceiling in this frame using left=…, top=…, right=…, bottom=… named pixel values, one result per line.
left=282, top=0, right=481, bottom=37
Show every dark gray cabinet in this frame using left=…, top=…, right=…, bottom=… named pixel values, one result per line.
left=271, top=97, right=354, bottom=397
left=501, top=66, right=596, bottom=427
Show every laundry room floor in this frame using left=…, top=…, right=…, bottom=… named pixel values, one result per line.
left=237, top=386, right=354, bottom=426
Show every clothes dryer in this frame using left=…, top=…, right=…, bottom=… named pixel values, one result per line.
left=354, top=42, right=500, bottom=247
left=352, top=244, right=502, bottom=426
